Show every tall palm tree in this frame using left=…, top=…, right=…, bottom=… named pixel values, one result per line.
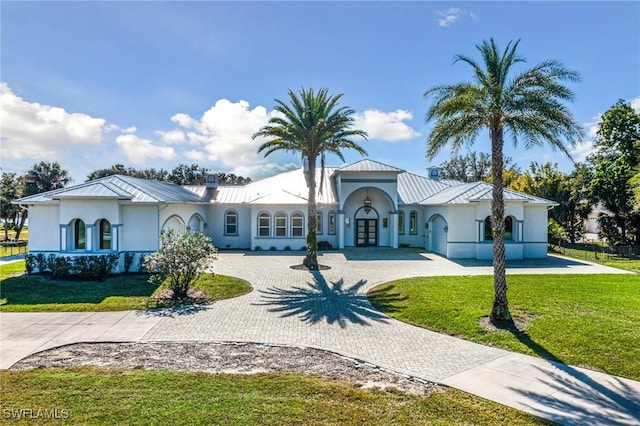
left=253, top=88, right=367, bottom=269
left=424, top=39, right=583, bottom=323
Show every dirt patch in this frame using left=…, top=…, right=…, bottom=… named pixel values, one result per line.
left=478, top=313, right=541, bottom=333
left=11, top=342, right=440, bottom=395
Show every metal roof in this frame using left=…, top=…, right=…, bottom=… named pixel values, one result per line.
left=15, top=175, right=206, bottom=204
left=396, top=172, right=453, bottom=204
left=419, top=182, right=557, bottom=205
left=338, top=159, right=405, bottom=173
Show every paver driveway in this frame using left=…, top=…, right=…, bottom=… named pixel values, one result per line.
left=1, top=250, right=638, bottom=425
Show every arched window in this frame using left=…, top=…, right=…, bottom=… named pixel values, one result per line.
left=484, top=216, right=514, bottom=241
left=505, top=216, right=514, bottom=241
left=398, top=211, right=405, bottom=235
left=74, top=219, right=86, bottom=250
left=225, top=210, right=238, bottom=235
left=275, top=212, right=287, bottom=237
left=409, top=211, right=418, bottom=234
left=291, top=212, right=304, bottom=237
left=328, top=211, right=336, bottom=234
left=258, top=212, right=271, bottom=237
left=99, top=219, right=111, bottom=250
left=316, top=212, right=323, bottom=234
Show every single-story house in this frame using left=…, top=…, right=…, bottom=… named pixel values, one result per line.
left=14, top=159, right=555, bottom=271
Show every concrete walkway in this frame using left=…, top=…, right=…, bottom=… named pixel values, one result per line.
left=1, top=250, right=638, bottom=425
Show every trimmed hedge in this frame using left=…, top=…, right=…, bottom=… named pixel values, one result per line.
left=25, top=253, right=119, bottom=281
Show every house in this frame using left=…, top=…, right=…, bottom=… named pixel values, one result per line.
left=14, top=159, right=555, bottom=272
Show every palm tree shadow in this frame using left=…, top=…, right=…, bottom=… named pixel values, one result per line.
left=496, top=320, right=640, bottom=424
left=254, top=270, right=398, bottom=328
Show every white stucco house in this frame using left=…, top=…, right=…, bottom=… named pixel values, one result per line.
left=15, top=159, right=555, bottom=271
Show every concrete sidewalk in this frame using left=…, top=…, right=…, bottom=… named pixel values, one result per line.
left=1, top=251, right=638, bottom=425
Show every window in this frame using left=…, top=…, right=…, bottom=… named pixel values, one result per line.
left=484, top=216, right=493, bottom=241
left=292, top=212, right=304, bottom=237
left=275, top=212, right=287, bottom=237
left=328, top=211, right=336, bottom=234
left=505, top=216, right=514, bottom=241
left=99, top=219, right=111, bottom=250
left=316, top=212, right=323, bottom=234
left=258, top=212, right=270, bottom=237
left=74, top=219, right=86, bottom=250
left=484, top=216, right=514, bottom=241
left=398, top=211, right=405, bottom=234
left=409, top=211, right=418, bottom=234
left=225, top=210, right=238, bottom=235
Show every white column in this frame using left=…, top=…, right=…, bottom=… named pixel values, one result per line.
left=338, top=211, right=345, bottom=249
left=390, top=212, right=398, bottom=248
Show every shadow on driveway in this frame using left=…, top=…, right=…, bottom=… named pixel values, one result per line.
left=254, top=270, right=397, bottom=328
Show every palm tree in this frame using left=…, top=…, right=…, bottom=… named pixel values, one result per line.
left=424, top=39, right=583, bottom=323
left=253, top=88, right=367, bottom=269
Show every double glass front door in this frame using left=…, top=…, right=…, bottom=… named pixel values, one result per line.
left=356, top=219, right=377, bottom=247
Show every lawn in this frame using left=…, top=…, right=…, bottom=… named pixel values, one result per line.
left=0, top=262, right=251, bottom=312
left=552, top=246, right=640, bottom=273
left=368, top=274, right=640, bottom=381
left=0, top=367, right=548, bottom=425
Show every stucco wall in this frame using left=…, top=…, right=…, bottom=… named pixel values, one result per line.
left=524, top=205, right=549, bottom=258
left=121, top=205, right=160, bottom=251
left=210, top=205, right=252, bottom=249
left=59, top=199, right=121, bottom=225
left=25, top=205, right=60, bottom=251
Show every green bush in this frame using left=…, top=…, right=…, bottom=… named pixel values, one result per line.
left=124, top=252, right=136, bottom=272
left=24, top=253, right=119, bottom=280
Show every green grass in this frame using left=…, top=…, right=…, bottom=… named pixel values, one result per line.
left=0, top=268, right=252, bottom=312
left=553, top=246, right=640, bottom=273
left=368, top=274, right=640, bottom=381
left=0, top=367, right=549, bottom=425
left=1, top=260, right=26, bottom=279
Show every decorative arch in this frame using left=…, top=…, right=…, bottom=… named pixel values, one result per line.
left=257, top=211, right=271, bottom=237
left=291, top=211, right=304, bottom=237
left=70, top=218, right=86, bottom=250
left=483, top=215, right=515, bottom=241
left=187, top=213, right=205, bottom=233
left=274, top=211, right=287, bottom=237
left=340, top=186, right=397, bottom=211
left=224, top=209, right=238, bottom=235
left=162, top=215, right=185, bottom=234
left=427, top=214, right=448, bottom=256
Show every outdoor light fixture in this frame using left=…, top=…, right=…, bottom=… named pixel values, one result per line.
left=364, top=190, right=372, bottom=214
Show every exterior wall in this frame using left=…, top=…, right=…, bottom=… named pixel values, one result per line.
left=210, top=205, right=252, bottom=249
left=159, top=204, right=208, bottom=234
left=446, top=205, right=477, bottom=258
left=523, top=205, right=549, bottom=258
left=121, top=205, right=159, bottom=252
left=397, top=206, right=425, bottom=248
left=59, top=199, right=121, bottom=227
left=337, top=171, right=399, bottom=211
left=25, top=205, right=60, bottom=251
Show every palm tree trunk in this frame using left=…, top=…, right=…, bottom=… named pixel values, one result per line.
left=490, top=127, right=512, bottom=323
left=303, top=157, right=319, bottom=269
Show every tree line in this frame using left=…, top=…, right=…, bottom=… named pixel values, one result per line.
left=0, top=163, right=251, bottom=240
left=437, top=100, right=640, bottom=246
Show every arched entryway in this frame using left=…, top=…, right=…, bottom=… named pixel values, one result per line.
left=429, top=214, right=448, bottom=256
left=162, top=215, right=185, bottom=234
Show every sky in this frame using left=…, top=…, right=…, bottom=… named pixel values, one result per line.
left=1, top=1, right=639, bottom=184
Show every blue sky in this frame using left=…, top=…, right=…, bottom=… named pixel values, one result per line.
left=2, top=1, right=639, bottom=183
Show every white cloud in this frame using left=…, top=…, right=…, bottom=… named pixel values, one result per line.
left=354, top=109, right=420, bottom=142
left=436, top=7, right=477, bottom=27
left=631, top=96, right=640, bottom=113
left=170, top=99, right=274, bottom=174
left=156, top=129, right=186, bottom=144
left=115, top=133, right=176, bottom=165
left=570, top=140, right=596, bottom=163
left=0, top=82, right=105, bottom=160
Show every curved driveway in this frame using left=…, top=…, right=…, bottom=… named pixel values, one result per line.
left=1, top=250, right=639, bottom=425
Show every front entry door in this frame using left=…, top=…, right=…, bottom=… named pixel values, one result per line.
left=356, top=219, right=377, bottom=247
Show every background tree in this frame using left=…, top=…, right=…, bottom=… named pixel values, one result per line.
left=254, top=87, right=367, bottom=269
left=424, top=38, right=583, bottom=323
left=0, top=172, right=23, bottom=240
left=14, top=162, right=72, bottom=239
left=169, top=164, right=207, bottom=185
left=145, top=230, right=217, bottom=300
left=587, top=99, right=640, bottom=244
left=439, top=151, right=492, bottom=182
left=88, top=163, right=252, bottom=186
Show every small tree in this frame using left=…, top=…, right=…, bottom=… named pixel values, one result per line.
left=145, top=230, right=217, bottom=300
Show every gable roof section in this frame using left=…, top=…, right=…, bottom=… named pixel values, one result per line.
left=15, top=175, right=205, bottom=204
left=338, top=159, right=405, bottom=173
left=397, top=172, right=453, bottom=204
left=419, top=182, right=557, bottom=205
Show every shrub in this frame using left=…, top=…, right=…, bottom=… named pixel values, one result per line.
left=25, top=254, right=36, bottom=274
left=124, top=252, right=136, bottom=273
left=269, top=246, right=277, bottom=251
left=318, top=241, right=332, bottom=250
left=284, top=246, right=291, bottom=251
left=145, top=230, right=217, bottom=300
left=254, top=246, right=263, bottom=251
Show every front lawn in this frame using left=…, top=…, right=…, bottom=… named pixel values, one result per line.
left=0, top=266, right=251, bottom=312
left=368, top=274, right=640, bottom=381
left=0, top=367, right=548, bottom=425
